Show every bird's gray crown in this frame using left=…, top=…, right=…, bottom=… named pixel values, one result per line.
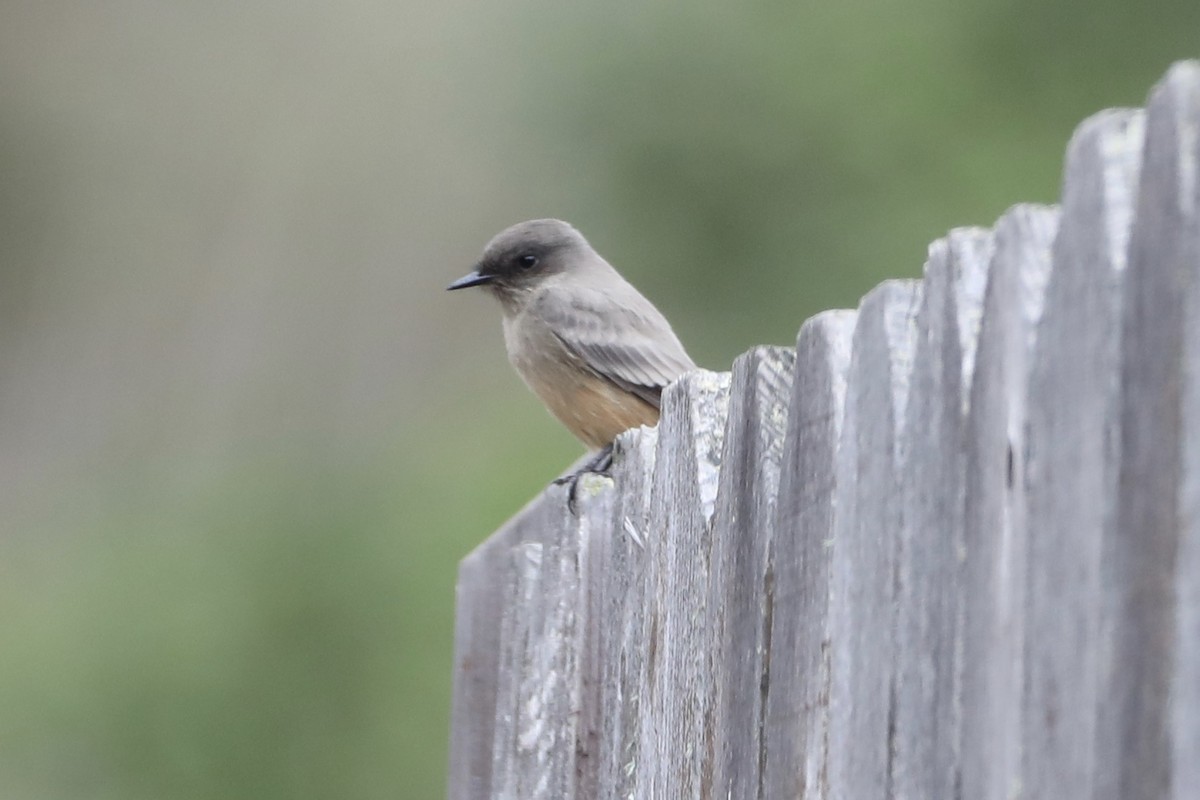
left=481, top=219, right=589, bottom=266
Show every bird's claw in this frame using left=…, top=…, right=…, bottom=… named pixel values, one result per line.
left=554, top=444, right=615, bottom=513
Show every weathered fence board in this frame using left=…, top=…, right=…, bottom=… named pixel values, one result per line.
left=448, top=503, right=533, bottom=800
left=1021, top=106, right=1143, bottom=799
left=960, top=202, right=1058, bottom=800
left=762, top=311, right=855, bottom=799
left=447, top=61, right=1200, bottom=800
left=586, top=425, right=656, bottom=800
left=1179, top=66, right=1200, bottom=800
left=709, top=346, right=795, bottom=800
left=893, top=227, right=991, bottom=800
left=826, top=279, right=921, bottom=800
left=1111, top=65, right=1200, bottom=800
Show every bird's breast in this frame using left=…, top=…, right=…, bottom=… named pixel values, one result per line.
left=501, top=311, right=658, bottom=449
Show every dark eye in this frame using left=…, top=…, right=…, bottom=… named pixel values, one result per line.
left=517, top=254, right=538, bottom=269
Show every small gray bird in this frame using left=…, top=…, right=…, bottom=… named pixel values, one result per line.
left=447, top=219, right=696, bottom=487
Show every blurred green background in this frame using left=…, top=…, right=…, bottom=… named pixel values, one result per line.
left=0, top=2, right=1194, bottom=797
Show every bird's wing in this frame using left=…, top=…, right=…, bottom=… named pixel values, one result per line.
left=536, top=283, right=696, bottom=409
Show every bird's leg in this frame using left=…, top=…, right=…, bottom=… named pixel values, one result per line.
left=552, top=443, right=615, bottom=486
left=553, top=442, right=615, bottom=512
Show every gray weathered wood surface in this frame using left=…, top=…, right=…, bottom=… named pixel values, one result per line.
left=446, top=61, right=1200, bottom=800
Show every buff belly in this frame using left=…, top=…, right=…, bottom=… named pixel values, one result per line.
left=503, top=318, right=659, bottom=449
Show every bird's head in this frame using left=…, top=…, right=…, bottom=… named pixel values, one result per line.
left=447, top=219, right=594, bottom=307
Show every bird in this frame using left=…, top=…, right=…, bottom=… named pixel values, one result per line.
left=447, top=219, right=696, bottom=502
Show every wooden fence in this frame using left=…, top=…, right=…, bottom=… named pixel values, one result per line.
left=446, top=61, right=1200, bottom=799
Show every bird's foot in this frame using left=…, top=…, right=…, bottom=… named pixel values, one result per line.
left=553, top=444, right=615, bottom=513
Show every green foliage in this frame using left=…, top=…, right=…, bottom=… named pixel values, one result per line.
left=0, top=412, right=563, bottom=799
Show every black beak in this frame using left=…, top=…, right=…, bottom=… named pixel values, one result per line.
left=446, top=268, right=494, bottom=291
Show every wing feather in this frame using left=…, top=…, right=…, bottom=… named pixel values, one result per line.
left=536, top=283, right=696, bottom=409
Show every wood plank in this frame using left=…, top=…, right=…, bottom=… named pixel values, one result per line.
left=958, top=203, right=1058, bottom=800
left=635, top=371, right=732, bottom=799
left=709, top=345, right=797, bottom=800
left=1110, top=62, right=1199, bottom=800
left=762, top=310, right=856, bottom=800
left=826, top=280, right=922, bottom=800
left=892, top=226, right=993, bottom=799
